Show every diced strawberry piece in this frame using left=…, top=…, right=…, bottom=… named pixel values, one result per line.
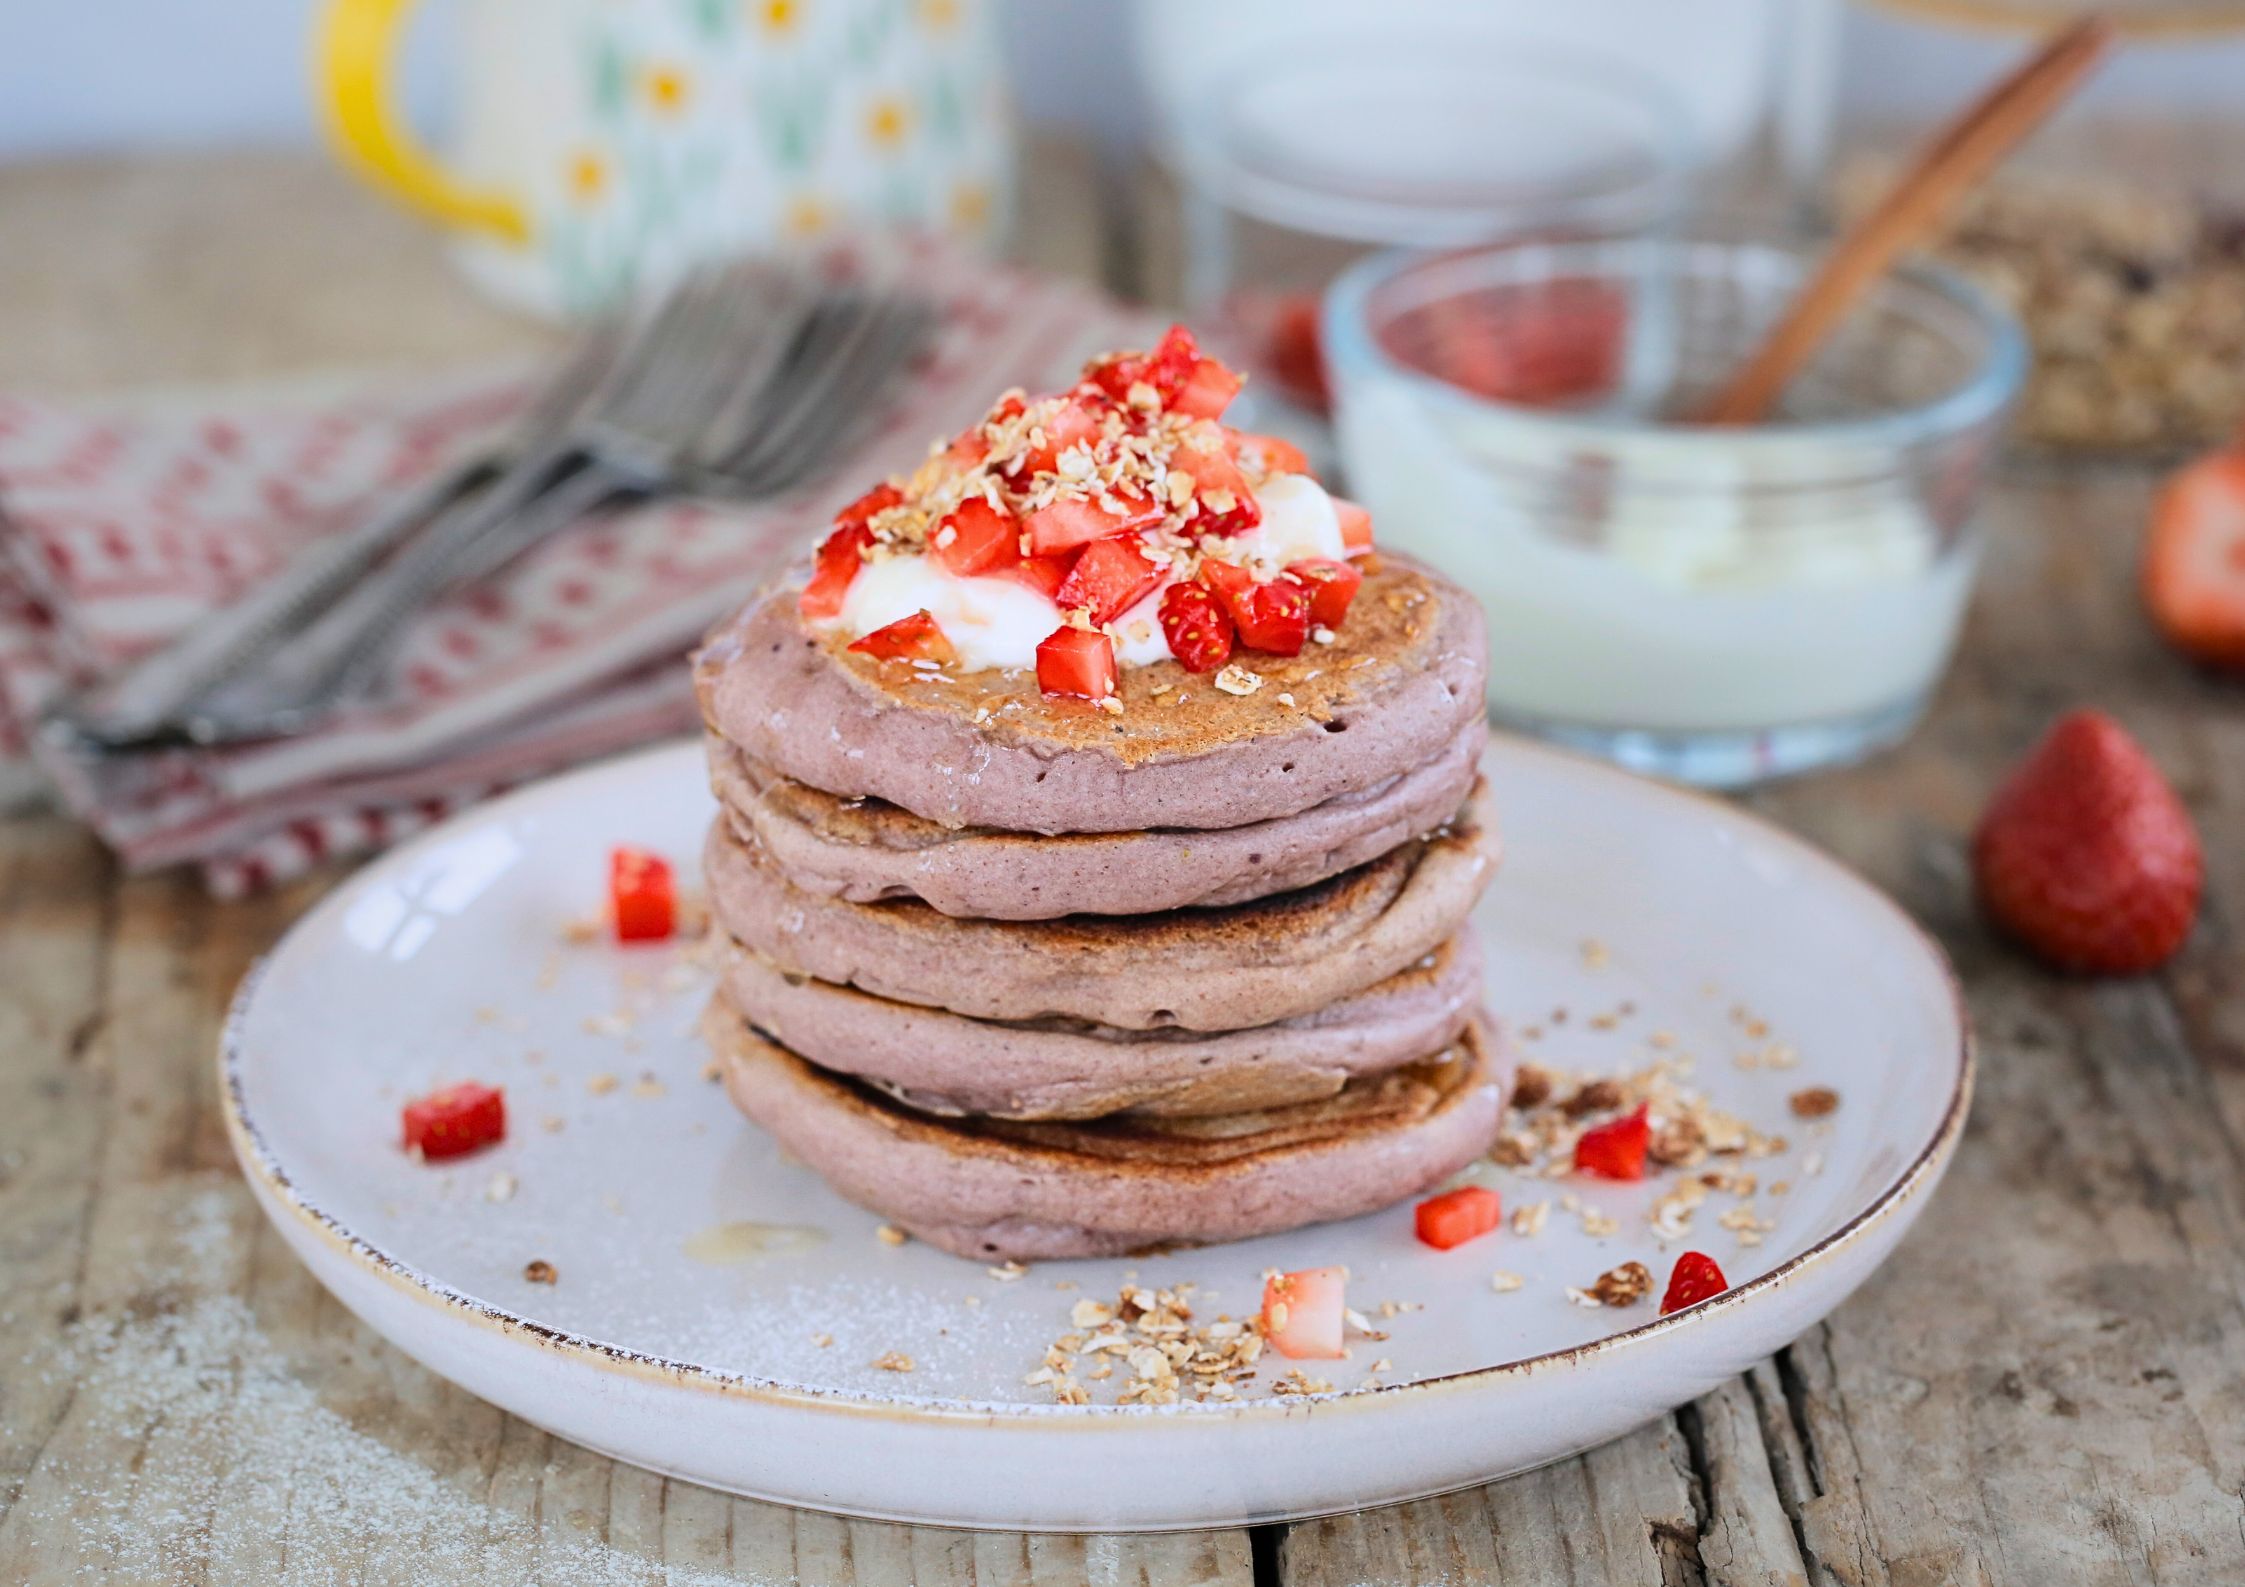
left=1266, top=292, right=1332, bottom=413
left=1659, top=1251, right=1730, bottom=1316
left=1171, top=356, right=1243, bottom=420
left=1261, top=1265, right=1347, bottom=1361
left=1085, top=326, right=1240, bottom=418
left=1574, top=1103, right=1651, bottom=1180
left=1197, top=557, right=1253, bottom=603
left=1172, top=422, right=1260, bottom=538
left=945, top=429, right=990, bottom=470
left=1056, top=536, right=1163, bottom=624
left=402, top=1081, right=506, bottom=1160
left=1972, top=708, right=2202, bottom=974
left=1035, top=625, right=1117, bottom=700
left=848, top=609, right=957, bottom=665
left=1009, top=396, right=1106, bottom=479
left=1141, top=325, right=1202, bottom=396
left=1228, top=576, right=1311, bottom=657
left=1023, top=491, right=1163, bottom=556
left=1158, top=580, right=1235, bottom=674
left=799, top=522, right=872, bottom=621
left=1333, top=497, right=1375, bottom=554
left=834, top=481, right=904, bottom=533
left=1414, top=1185, right=1502, bottom=1250
left=1088, top=325, right=1193, bottom=403
left=1286, top=558, right=1362, bottom=628
left=1234, top=431, right=1312, bottom=478
left=992, top=553, right=1073, bottom=601
left=930, top=497, right=1019, bottom=576
left=2143, top=446, right=2245, bottom=668
left=609, top=845, right=677, bottom=942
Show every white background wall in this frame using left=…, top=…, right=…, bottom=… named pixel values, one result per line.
left=1, top=0, right=2239, bottom=158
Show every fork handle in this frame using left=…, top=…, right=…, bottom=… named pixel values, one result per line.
left=180, top=457, right=626, bottom=743
left=41, top=453, right=502, bottom=751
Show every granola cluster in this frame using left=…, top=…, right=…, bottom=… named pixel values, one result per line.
left=1022, top=1282, right=1266, bottom=1407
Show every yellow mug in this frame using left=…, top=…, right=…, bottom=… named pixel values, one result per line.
left=313, top=0, right=1015, bottom=317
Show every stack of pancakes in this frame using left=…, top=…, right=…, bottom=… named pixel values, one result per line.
left=692, top=555, right=1509, bottom=1260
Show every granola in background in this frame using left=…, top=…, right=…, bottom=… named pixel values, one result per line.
left=1837, top=157, right=2245, bottom=454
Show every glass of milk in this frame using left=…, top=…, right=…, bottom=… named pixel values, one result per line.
left=1323, top=236, right=2028, bottom=786
left=1152, top=20, right=1691, bottom=447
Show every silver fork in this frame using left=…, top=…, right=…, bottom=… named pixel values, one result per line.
left=42, top=323, right=625, bottom=752
left=179, top=267, right=931, bottom=743
left=168, top=261, right=823, bottom=742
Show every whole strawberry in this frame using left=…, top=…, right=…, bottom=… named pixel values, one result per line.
left=1973, top=710, right=2201, bottom=974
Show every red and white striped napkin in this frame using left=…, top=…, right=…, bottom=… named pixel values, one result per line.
left=0, top=240, right=1155, bottom=893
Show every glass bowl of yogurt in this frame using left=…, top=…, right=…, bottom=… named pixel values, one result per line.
left=1322, top=235, right=2029, bottom=786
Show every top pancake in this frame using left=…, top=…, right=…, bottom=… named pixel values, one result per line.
left=693, top=554, right=1487, bottom=834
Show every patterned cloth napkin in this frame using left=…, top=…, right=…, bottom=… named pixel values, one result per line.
left=0, top=240, right=1152, bottom=893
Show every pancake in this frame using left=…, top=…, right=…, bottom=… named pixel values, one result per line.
left=706, top=712, right=1486, bottom=920
left=706, top=1003, right=1510, bottom=1260
left=692, top=555, right=1487, bottom=835
left=703, top=781, right=1498, bottom=1031
left=716, top=925, right=1483, bottom=1120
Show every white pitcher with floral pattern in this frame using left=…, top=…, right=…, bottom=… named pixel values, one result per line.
left=315, top=0, right=1015, bottom=317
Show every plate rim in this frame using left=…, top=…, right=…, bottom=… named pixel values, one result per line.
left=219, top=732, right=1974, bottom=1430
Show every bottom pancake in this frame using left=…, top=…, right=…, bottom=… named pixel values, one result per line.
left=703, top=999, right=1511, bottom=1261
left=717, top=928, right=1484, bottom=1120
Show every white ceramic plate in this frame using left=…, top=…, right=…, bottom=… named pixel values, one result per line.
left=222, top=736, right=1969, bottom=1532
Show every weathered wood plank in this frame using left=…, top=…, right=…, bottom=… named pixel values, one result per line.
left=1280, top=1420, right=1705, bottom=1587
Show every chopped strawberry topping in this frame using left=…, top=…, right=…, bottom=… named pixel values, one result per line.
left=1022, top=491, right=1163, bottom=557
left=1056, top=536, right=1164, bottom=624
left=849, top=609, right=957, bottom=664
left=1659, top=1251, right=1730, bottom=1315
left=1234, top=431, right=1312, bottom=478
left=1035, top=625, right=1117, bottom=700
left=1196, top=556, right=1253, bottom=602
left=1333, top=497, right=1375, bottom=554
left=1007, top=394, right=1105, bottom=480
left=1286, top=558, right=1362, bottom=628
left=1414, top=1185, right=1502, bottom=1250
left=1574, top=1103, right=1651, bottom=1180
left=1174, top=422, right=1261, bottom=538
left=803, top=327, right=1379, bottom=673
left=609, top=845, right=676, bottom=942
left=834, top=481, right=905, bottom=532
left=1158, top=580, right=1235, bottom=673
left=993, top=553, right=1074, bottom=601
left=929, top=496, right=1019, bottom=576
left=1261, top=1266, right=1347, bottom=1360
left=402, top=1081, right=506, bottom=1160
left=799, top=522, right=872, bottom=621
left=1170, top=356, right=1243, bottom=420
left=1086, top=324, right=1243, bottom=421
left=1226, top=576, right=1311, bottom=657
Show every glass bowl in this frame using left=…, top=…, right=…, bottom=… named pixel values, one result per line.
left=1161, top=25, right=1691, bottom=443
left=1322, top=235, right=2029, bottom=787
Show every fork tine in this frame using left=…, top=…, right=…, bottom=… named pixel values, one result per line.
left=725, top=296, right=936, bottom=497
left=717, top=291, right=921, bottom=485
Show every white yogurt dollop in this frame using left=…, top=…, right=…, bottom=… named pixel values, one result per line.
left=826, top=471, right=1347, bottom=671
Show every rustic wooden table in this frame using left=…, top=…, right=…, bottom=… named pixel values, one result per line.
left=3, top=137, right=2242, bottom=1587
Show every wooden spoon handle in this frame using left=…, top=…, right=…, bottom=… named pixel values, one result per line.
left=1695, top=14, right=2114, bottom=427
